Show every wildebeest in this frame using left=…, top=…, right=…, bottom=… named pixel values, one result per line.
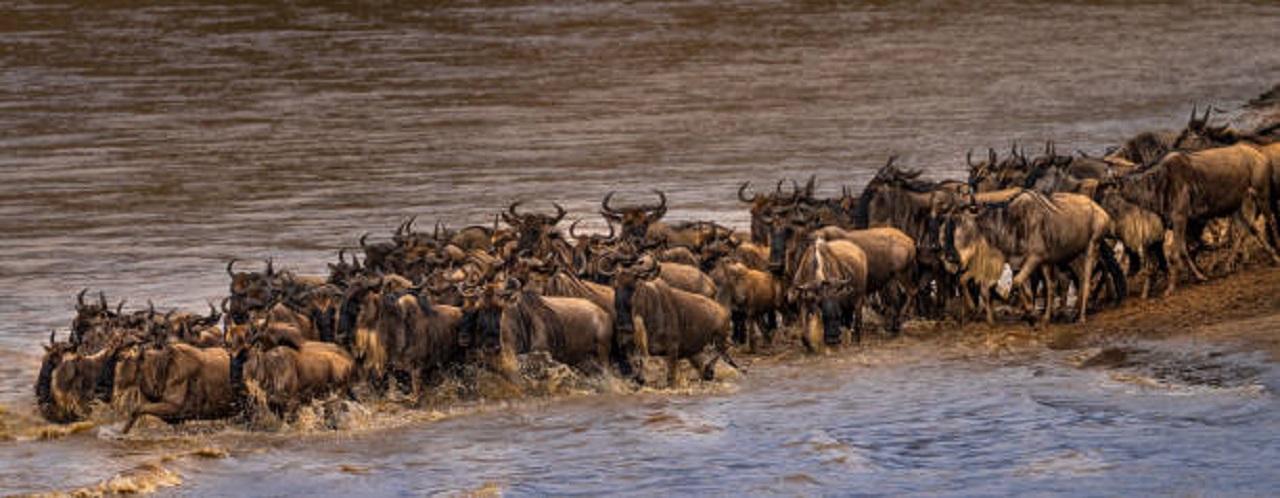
left=1111, top=143, right=1279, bottom=291
left=461, top=278, right=613, bottom=379
left=35, top=332, right=121, bottom=423
left=605, top=254, right=735, bottom=385
left=601, top=190, right=667, bottom=243
left=790, top=238, right=869, bottom=348
left=709, top=259, right=782, bottom=351
left=943, top=190, right=1124, bottom=325
left=113, top=342, right=237, bottom=433
left=234, top=340, right=355, bottom=418
left=1094, top=184, right=1170, bottom=299
left=808, top=226, right=917, bottom=333
left=335, top=276, right=466, bottom=393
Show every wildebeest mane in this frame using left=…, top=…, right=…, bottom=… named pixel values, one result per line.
left=509, top=291, right=563, bottom=354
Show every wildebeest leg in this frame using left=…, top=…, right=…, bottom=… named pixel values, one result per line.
left=123, top=381, right=190, bottom=434
left=690, top=351, right=719, bottom=381
left=665, top=349, right=681, bottom=388
left=802, top=311, right=822, bottom=354
left=730, top=309, right=747, bottom=347
left=1077, top=244, right=1097, bottom=324
left=1235, top=204, right=1280, bottom=265
left=1039, top=266, right=1054, bottom=327
left=1008, top=256, right=1043, bottom=324
left=852, top=295, right=865, bottom=345
left=1173, top=217, right=1209, bottom=283
left=981, top=283, right=995, bottom=326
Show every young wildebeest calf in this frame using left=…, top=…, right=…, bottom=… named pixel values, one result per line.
left=709, top=259, right=782, bottom=352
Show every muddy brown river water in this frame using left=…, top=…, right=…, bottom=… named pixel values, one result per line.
left=2, top=0, right=1280, bottom=495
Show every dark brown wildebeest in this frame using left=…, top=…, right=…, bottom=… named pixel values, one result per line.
left=68, top=289, right=129, bottom=353
left=35, top=331, right=123, bottom=423
left=604, top=254, right=736, bottom=385
left=500, top=200, right=573, bottom=267
left=790, top=238, right=868, bottom=349
left=460, top=277, right=613, bottom=379
left=233, top=340, right=354, bottom=418
left=335, top=275, right=466, bottom=393
left=226, top=258, right=282, bottom=326
left=943, top=190, right=1124, bottom=325
left=1093, top=184, right=1170, bottom=299
left=708, top=259, right=782, bottom=351
left=939, top=213, right=1008, bottom=325
left=855, top=159, right=970, bottom=320
left=113, top=342, right=237, bottom=433
left=601, top=190, right=667, bottom=243
left=738, top=181, right=789, bottom=244
left=1112, top=143, right=1278, bottom=292
left=808, top=226, right=918, bottom=333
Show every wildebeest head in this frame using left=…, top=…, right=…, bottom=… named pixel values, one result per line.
left=458, top=278, right=514, bottom=353
left=36, top=331, right=73, bottom=420
left=794, top=280, right=854, bottom=346
left=568, top=218, right=616, bottom=276
left=762, top=193, right=811, bottom=277
left=226, top=259, right=279, bottom=325
left=601, top=190, right=667, bottom=243
left=70, top=289, right=125, bottom=350
left=501, top=201, right=568, bottom=258
left=327, top=248, right=364, bottom=286
left=335, top=276, right=383, bottom=349
left=602, top=251, right=660, bottom=337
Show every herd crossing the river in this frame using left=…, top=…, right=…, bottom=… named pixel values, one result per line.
left=34, top=105, right=1280, bottom=432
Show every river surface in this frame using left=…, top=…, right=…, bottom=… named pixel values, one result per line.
left=2, top=0, right=1279, bottom=495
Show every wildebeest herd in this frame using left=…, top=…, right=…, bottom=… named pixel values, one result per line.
left=34, top=106, right=1280, bottom=432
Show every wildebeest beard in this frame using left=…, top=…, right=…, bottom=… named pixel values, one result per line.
left=229, top=348, right=249, bottom=403
left=460, top=307, right=502, bottom=351
left=336, top=285, right=374, bottom=349
left=93, top=350, right=120, bottom=403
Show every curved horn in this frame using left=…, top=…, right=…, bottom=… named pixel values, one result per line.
left=597, top=251, right=621, bottom=277
left=648, top=190, right=667, bottom=216
left=115, top=299, right=125, bottom=315
left=551, top=202, right=567, bottom=224
left=77, top=288, right=88, bottom=307
left=404, top=215, right=417, bottom=236
left=207, top=301, right=219, bottom=320
left=967, top=149, right=976, bottom=168
left=508, top=200, right=524, bottom=221
left=49, top=330, right=56, bottom=347
left=601, top=191, right=622, bottom=215
left=774, top=179, right=785, bottom=195
left=99, top=291, right=108, bottom=309
left=338, top=248, right=347, bottom=265
left=360, top=233, right=370, bottom=249
left=220, top=296, right=230, bottom=315
left=738, top=181, right=755, bottom=203
left=569, top=219, right=584, bottom=238
left=266, top=258, right=275, bottom=276
left=1188, top=103, right=1198, bottom=127
left=226, top=259, right=237, bottom=278
left=603, top=218, right=616, bottom=239
left=803, top=175, right=816, bottom=199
